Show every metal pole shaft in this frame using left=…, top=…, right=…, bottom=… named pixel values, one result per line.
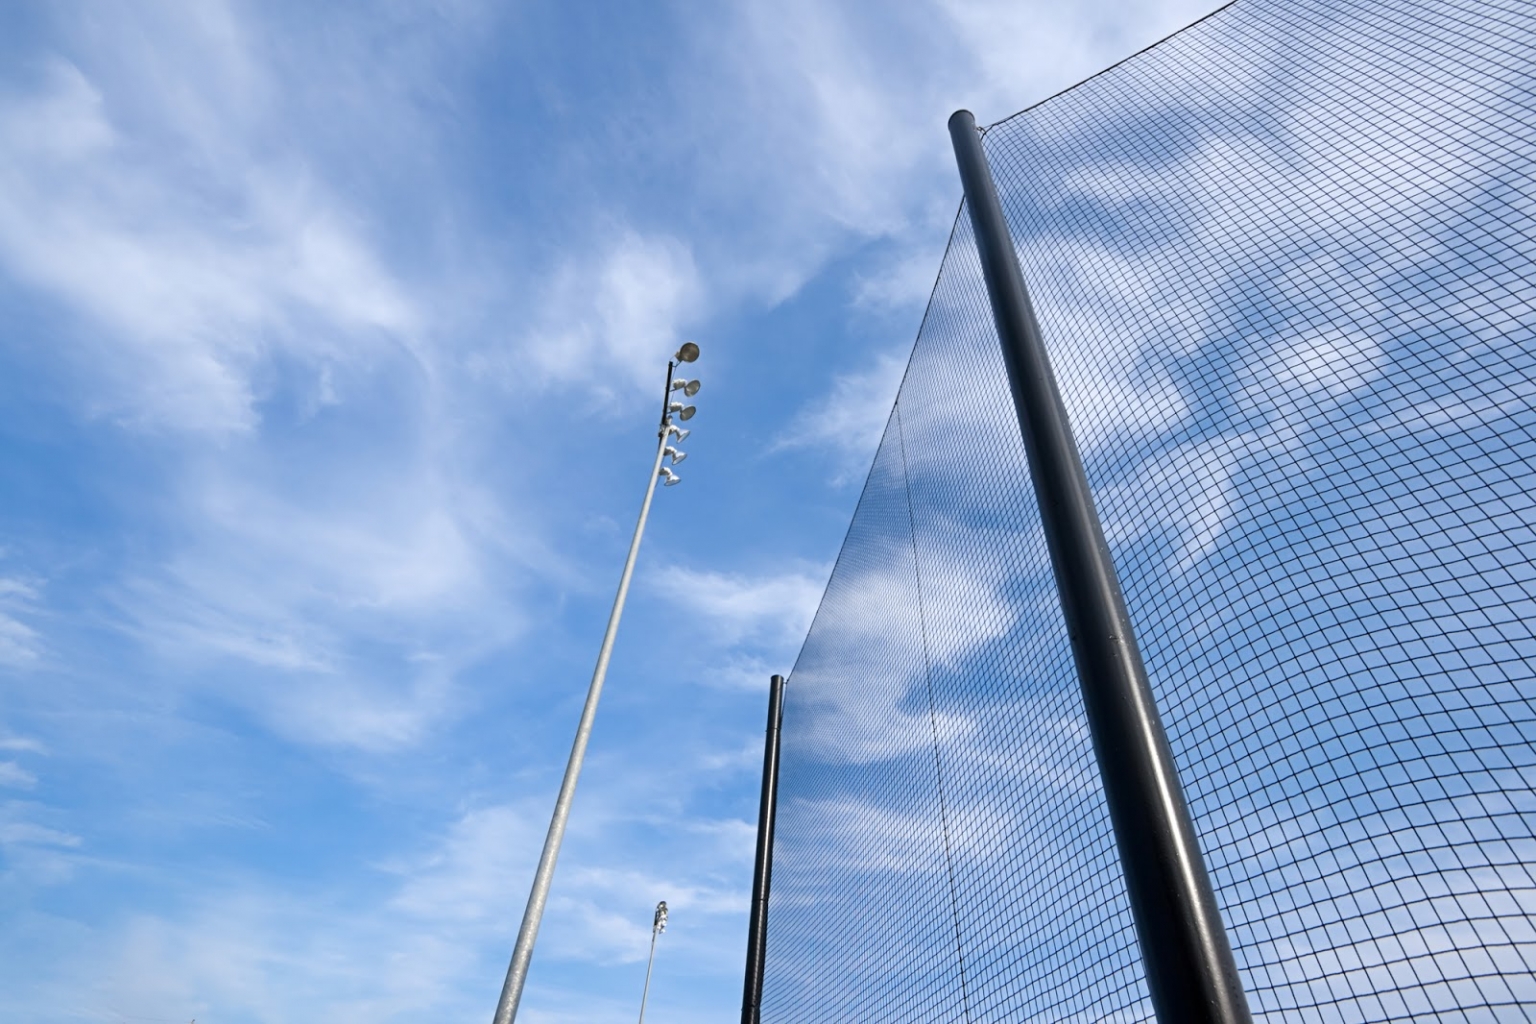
left=947, top=109, right=1251, bottom=1024
left=637, top=928, right=659, bottom=1024
left=492, top=425, right=673, bottom=1024
left=740, top=674, right=785, bottom=1024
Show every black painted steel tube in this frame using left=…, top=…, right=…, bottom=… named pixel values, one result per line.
left=740, top=674, right=786, bottom=1024
left=947, top=109, right=1251, bottom=1024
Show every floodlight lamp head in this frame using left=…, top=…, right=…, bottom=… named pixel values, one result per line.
left=665, top=446, right=688, bottom=465
left=666, top=424, right=690, bottom=442
left=659, top=466, right=681, bottom=486
left=681, top=379, right=701, bottom=397
left=678, top=405, right=696, bottom=421
left=674, top=342, right=700, bottom=363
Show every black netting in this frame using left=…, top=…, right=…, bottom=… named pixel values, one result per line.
left=760, top=1, right=1536, bottom=1021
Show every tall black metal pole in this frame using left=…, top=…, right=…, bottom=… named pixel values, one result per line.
left=947, top=109, right=1251, bottom=1024
left=740, top=673, right=785, bottom=1024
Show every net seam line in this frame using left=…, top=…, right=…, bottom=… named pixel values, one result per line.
left=896, top=397, right=976, bottom=1024
left=785, top=200, right=969, bottom=684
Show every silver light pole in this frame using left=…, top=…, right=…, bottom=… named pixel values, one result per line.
left=492, top=345, right=701, bottom=1024
left=637, top=900, right=669, bottom=1024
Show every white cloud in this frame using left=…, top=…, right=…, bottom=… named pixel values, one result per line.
left=101, top=443, right=528, bottom=750
left=663, top=0, right=1232, bottom=314
left=478, top=230, right=704, bottom=405
left=0, top=820, right=80, bottom=848
left=0, top=763, right=38, bottom=790
left=0, top=50, right=419, bottom=435
left=1256, top=327, right=1387, bottom=402
left=853, top=243, right=951, bottom=312
left=650, top=564, right=827, bottom=652
left=0, top=8, right=547, bottom=746
left=939, top=0, right=1225, bottom=113
left=0, top=790, right=84, bottom=898
left=1098, top=434, right=1254, bottom=573
left=0, top=0, right=445, bottom=442
left=390, top=803, right=541, bottom=928
left=9, top=803, right=507, bottom=1020
left=0, top=575, right=43, bottom=668
left=772, top=353, right=907, bottom=483
left=706, top=652, right=790, bottom=694
left=84, top=891, right=479, bottom=1023
left=0, top=796, right=752, bottom=1022
left=785, top=523, right=1027, bottom=764
left=545, top=862, right=746, bottom=965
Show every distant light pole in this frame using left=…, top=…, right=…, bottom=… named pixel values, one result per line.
left=637, top=900, right=669, bottom=1024
left=491, top=346, right=702, bottom=1024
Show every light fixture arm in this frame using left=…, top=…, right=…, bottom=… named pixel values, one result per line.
left=659, top=360, right=676, bottom=429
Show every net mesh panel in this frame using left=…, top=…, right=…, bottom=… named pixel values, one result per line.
left=760, top=0, right=1536, bottom=1020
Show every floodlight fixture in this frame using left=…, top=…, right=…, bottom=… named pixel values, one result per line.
left=679, top=405, right=696, bottom=421
left=674, top=342, right=700, bottom=363
left=638, top=899, right=670, bottom=1024
left=666, top=424, right=690, bottom=442
left=664, top=447, right=687, bottom=465
left=669, top=378, right=701, bottom=397
left=660, top=467, right=681, bottom=486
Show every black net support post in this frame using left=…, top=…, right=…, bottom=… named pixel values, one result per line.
left=947, top=108, right=1253, bottom=1024
left=741, top=673, right=786, bottom=1024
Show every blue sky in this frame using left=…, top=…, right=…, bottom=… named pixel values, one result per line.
left=0, top=2, right=1234, bottom=1022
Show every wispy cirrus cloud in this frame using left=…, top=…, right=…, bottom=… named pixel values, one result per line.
left=0, top=1, right=541, bottom=756
left=0, top=763, right=37, bottom=790
left=532, top=231, right=704, bottom=397
left=666, top=0, right=1227, bottom=306
left=651, top=563, right=826, bottom=652
left=771, top=353, right=907, bottom=484
left=0, top=54, right=419, bottom=436
left=475, top=229, right=705, bottom=405
left=0, top=574, right=44, bottom=668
